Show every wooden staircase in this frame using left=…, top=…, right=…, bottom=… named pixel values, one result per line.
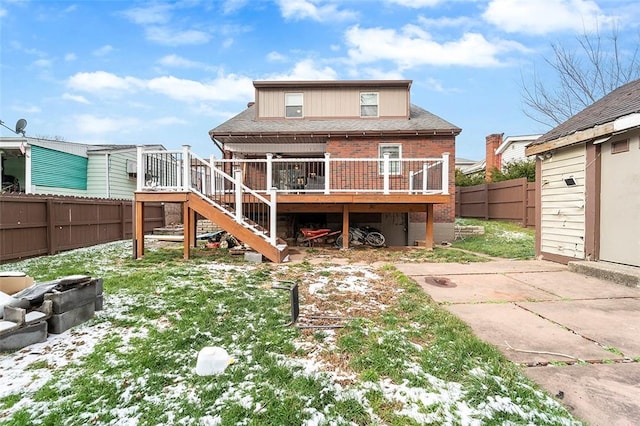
left=188, top=192, right=289, bottom=263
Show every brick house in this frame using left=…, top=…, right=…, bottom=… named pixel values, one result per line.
left=133, top=80, right=460, bottom=262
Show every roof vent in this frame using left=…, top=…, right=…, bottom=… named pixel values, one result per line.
left=247, top=102, right=255, bottom=108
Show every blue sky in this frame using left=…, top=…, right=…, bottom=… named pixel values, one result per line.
left=1, top=0, right=639, bottom=161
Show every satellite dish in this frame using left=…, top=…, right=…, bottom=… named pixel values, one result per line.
left=15, top=119, right=27, bottom=135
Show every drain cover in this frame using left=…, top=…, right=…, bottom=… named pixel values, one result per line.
left=424, top=276, right=457, bottom=288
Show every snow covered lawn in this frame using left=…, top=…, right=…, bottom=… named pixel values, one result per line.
left=0, top=241, right=580, bottom=425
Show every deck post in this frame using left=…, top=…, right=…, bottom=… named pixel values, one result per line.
left=425, top=204, right=434, bottom=250
left=234, top=168, right=243, bottom=221
left=209, top=154, right=216, bottom=195
left=135, top=200, right=145, bottom=258
left=182, top=145, right=191, bottom=191
left=324, top=153, right=330, bottom=194
left=269, top=187, right=277, bottom=245
left=183, top=201, right=191, bottom=259
left=342, top=204, right=350, bottom=249
left=383, top=153, right=390, bottom=195
left=136, top=146, right=144, bottom=191
left=266, top=153, right=273, bottom=191
left=442, top=152, right=450, bottom=195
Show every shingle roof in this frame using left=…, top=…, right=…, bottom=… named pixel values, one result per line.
left=533, top=78, right=640, bottom=145
left=209, top=103, right=461, bottom=140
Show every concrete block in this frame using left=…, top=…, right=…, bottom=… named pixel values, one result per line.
left=45, top=281, right=97, bottom=314
left=47, top=302, right=95, bottom=334
left=0, top=321, right=47, bottom=352
left=244, top=251, right=263, bottom=263
left=95, top=278, right=104, bottom=296
left=95, top=294, right=104, bottom=311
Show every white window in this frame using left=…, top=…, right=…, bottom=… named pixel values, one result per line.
left=360, top=92, right=378, bottom=117
left=379, top=144, right=401, bottom=175
left=285, top=93, right=303, bottom=118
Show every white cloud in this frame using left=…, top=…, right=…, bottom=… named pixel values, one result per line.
left=267, top=51, right=287, bottom=62
left=145, top=26, right=210, bottom=45
left=12, top=105, right=41, bottom=114
left=65, top=53, right=77, bottom=61
left=157, top=54, right=216, bottom=71
left=483, top=0, right=613, bottom=35
left=68, top=71, right=144, bottom=93
left=417, top=15, right=475, bottom=29
left=62, top=93, right=90, bottom=104
left=146, top=74, right=254, bottom=102
left=33, top=58, right=52, bottom=68
left=345, top=24, right=527, bottom=68
left=121, top=4, right=172, bottom=25
left=0, top=8, right=7, bottom=18
left=385, top=0, right=442, bottom=8
left=73, top=114, right=141, bottom=135
left=276, top=0, right=357, bottom=22
left=269, top=59, right=338, bottom=80
left=222, top=0, right=249, bottom=14
left=93, top=45, right=114, bottom=56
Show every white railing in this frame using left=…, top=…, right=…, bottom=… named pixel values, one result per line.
left=136, top=146, right=278, bottom=245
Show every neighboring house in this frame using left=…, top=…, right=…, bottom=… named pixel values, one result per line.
left=133, top=80, right=460, bottom=262
left=462, top=133, right=541, bottom=180
left=525, top=78, right=640, bottom=268
left=454, top=157, right=478, bottom=173
left=0, top=137, right=165, bottom=200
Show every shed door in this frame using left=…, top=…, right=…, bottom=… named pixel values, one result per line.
left=599, top=136, right=640, bottom=267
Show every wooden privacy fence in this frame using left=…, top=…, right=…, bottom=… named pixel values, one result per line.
left=0, top=194, right=164, bottom=262
left=455, top=178, right=536, bottom=228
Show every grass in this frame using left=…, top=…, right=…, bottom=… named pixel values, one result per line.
left=452, top=218, right=536, bottom=259
left=0, top=234, right=580, bottom=425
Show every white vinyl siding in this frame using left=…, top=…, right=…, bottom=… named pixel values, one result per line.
left=501, top=142, right=530, bottom=166
left=87, top=151, right=137, bottom=200
left=86, top=154, right=108, bottom=197
left=539, top=144, right=586, bottom=259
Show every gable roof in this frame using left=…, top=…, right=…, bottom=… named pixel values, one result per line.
left=529, top=78, right=640, bottom=152
left=495, top=134, right=542, bottom=155
left=210, top=103, right=461, bottom=145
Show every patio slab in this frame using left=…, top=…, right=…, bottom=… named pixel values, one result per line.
left=520, top=298, right=640, bottom=357
left=524, top=363, right=640, bottom=426
left=418, top=273, right=559, bottom=304
left=394, top=259, right=566, bottom=276
left=505, top=271, right=640, bottom=299
left=444, top=303, right=613, bottom=364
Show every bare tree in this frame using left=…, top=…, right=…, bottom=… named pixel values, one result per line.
left=521, top=24, right=640, bottom=127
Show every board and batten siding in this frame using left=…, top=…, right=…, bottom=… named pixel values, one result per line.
left=257, top=87, right=408, bottom=118
left=539, top=144, right=586, bottom=259
left=31, top=145, right=88, bottom=192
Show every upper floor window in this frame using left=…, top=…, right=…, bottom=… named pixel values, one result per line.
left=360, top=92, right=378, bottom=117
left=285, top=93, right=303, bottom=118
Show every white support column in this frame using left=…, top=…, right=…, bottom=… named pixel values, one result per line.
left=182, top=145, right=191, bottom=191
left=324, top=153, right=330, bottom=194
left=136, top=146, right=144, bottom=191
left=25, top=145, right=32, bottom=193
left=422, top=163, right=428, bottom=195
left=269, top=187, right=277, bottom=245
left=266, top=153, right=273, bottom=192
left=442, top=152, right=450, bottom=195
left=234, top=168, right=243, bottom=221
left=383, top=153, right=390, bottom=195
left=409, top=171, right=414, bottom=194
left=209, top=154, right=217, bottom=195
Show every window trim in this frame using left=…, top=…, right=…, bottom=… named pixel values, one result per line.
left=611, top=139, right=629, bottom=154
left=285, top=92, right=303, bottom=118
left=378, top=143, right=402, bottom=175
left=360, top=92, right=379, bottom=117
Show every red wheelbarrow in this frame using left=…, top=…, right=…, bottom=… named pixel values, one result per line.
left=299, top=228, right=341, bottom=247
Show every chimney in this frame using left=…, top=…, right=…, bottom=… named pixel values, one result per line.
left=485, top=133, right=503, bottom=181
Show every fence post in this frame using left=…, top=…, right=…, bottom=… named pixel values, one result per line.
left=234, top=168, right=243, bottom=221
left=522, top=178, right=528, bottom=228
left=266, top=153, right=273, bottom=191
left=182, top=145, right=191, bottom=191
left=47, top=198, right=55, bottom=255
left=484, top=183, right=489, bottom=220
left=441, top=153, right=449, bottom=195
left=383, top=153, right=390, bottom=195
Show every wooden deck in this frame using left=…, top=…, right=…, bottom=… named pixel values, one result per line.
left=134, top=191, right=449, bottom=262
